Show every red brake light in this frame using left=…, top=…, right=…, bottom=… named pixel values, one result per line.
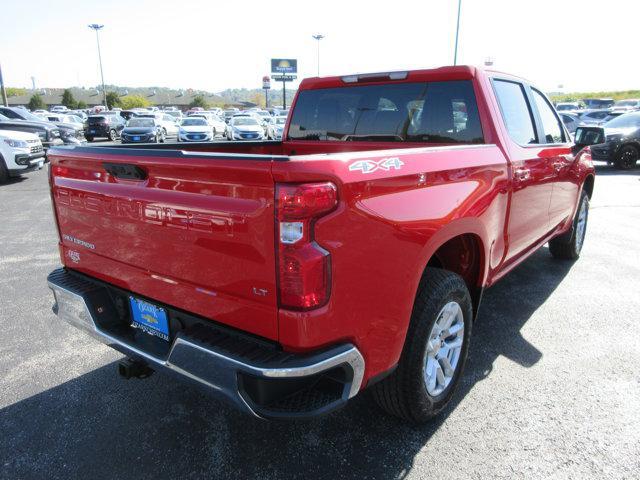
left=277, top=182, right=337, bottom=220
left=276, top=182, right=337, bottom=310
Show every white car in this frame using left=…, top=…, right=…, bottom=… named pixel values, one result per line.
left=267, top=116, right=287, bottom=140
left=138, top=113, right=180, bottom=138
left=0, top=130, right=45, bottom=183
left=178, top=117, right=214, bottom=142
left=46, top=114, right=84, bottom=130
left=189, top=113, right=226, bottom=137
left=225, top=116, right=265, bottom=141
left=51, top=106, right=69, bottom=113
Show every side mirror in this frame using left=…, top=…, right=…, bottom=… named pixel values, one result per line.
left=572, top=126, right=605, bottom=154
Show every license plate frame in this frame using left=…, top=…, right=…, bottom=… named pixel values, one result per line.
left=129, top=296, right=170, bottom=341
left=133, top=136, right=140, bottom=141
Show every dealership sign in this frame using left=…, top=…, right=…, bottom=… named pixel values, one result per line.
left=262, top=76, right=271, bottom=89
left=271, top=59, right=297, bottom=74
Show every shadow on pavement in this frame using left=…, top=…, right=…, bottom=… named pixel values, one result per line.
left=0, top=175, right=28, bottom=186
left=0, top=248, right=572, bottom=480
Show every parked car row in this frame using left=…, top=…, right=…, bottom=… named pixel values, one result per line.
left=2, top=103, right=291, bottom=150
left=115, top=107, right=290, bottom=144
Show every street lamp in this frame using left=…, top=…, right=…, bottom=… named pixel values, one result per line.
left=312, top=34, right=325, bottom=76
left=88, top=24, right=107, bottom=109
left=453, top=0, right=462, bottom=65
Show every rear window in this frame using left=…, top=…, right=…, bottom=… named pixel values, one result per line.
left=287, top=80, right=484, bottom=143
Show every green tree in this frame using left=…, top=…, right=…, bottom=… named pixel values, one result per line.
left=27, top=94, right=46, bottom=111
left=106, top=91, right=122, bottom=110
left=76, top=100, right=87, bottom=109
left=6, top=87, right=26, bottom=97
left=61, top=89, right=77, bottom=109
left=120, top=95, right=151, bottom=109
left=189, top=94, right=209, bottom=109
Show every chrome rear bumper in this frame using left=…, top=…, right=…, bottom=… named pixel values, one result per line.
left=47, top=268, right=364, bottom=418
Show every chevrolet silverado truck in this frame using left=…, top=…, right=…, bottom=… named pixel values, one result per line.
left=46, top=66, right=597, bottom=422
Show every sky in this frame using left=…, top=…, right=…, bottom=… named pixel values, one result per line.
left=1, top=0, right=638, bottom=94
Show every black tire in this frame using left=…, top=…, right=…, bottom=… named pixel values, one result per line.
left=85, top=136, right=94, bottom=142
left=109, top=129, right=117, bottom=141
left=372, top=268, right=473, bottom=423
left=614, top=144, right=639, bottom=170
left=0, top=156, right=9, bottom=183
left=549, top=191, right=589, bottom=260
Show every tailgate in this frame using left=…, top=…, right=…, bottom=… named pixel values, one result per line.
left=49, top=147, right=280, bottom=340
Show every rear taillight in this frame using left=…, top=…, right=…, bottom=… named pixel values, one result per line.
left=276, top=182, right=337, bottom=310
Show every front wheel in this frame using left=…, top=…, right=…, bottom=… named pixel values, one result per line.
left=614, top=145, right=638, bottom=170
left=0, top=157, right=9, bottom=184
left=549, top=190, right=589, bottom=260
left=372, top=268, right=472, bottom=423
left=109, top=129, right=117, bottom=141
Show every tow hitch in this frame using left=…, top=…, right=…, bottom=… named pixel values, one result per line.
left=118, top=358, right=154, bottom=379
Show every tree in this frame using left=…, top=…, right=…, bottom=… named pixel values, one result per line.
left=76, top=100, right=87, bottom=109
left=6, top=87, right=26, bottom=97
left=106, top=91, right=122, bottom=110
left=189, top=94, right=209, bottom=109
left=249, top=92, right=266, bottom=108
left=61, top=89, right=77, bottom=109
left=27, top=94, right=46, bottom=111
left=120, top=95, right=151, bottom=109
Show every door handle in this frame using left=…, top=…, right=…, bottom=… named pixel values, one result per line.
left=552, top=160, right=564, bottom=171
left=514, top=167, right=530, bottom=181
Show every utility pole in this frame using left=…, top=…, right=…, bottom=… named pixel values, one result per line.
left=312, top=34, right=324, bottom=76
left=453, top=0, right=462, bottom=65
left=0, top=63, right=8, bottom=107
left=88, top=24, right=108, bottom=109
left=282, top=79, right=286, bottom=109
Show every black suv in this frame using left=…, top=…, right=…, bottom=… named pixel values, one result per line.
left=589, top=112, right=640, bottom=169
left=85, top=113, right=125, bottom=141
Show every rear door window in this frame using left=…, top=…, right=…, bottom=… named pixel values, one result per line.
left=493, top=80, right=537, bottom=145
left=287, top=80, right=484, bottom=144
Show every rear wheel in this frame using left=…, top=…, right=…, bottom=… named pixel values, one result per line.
left=372, top=268, right=472, bottom=423
left=549, top=191, right=589, bottom=260
left=85, top=136, right=94, bottom=142
left=109, top=129, right=117, bottom=141
left=614, top=145, right=638, bottom=170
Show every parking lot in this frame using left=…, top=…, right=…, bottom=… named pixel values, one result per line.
left=0, top=162, right=638, bottom=479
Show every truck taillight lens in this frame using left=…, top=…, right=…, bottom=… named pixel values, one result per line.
left=277, top=182, right=337, bottom=310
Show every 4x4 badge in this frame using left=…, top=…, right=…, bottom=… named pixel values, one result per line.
left=349, top=157, right=404, bottom=174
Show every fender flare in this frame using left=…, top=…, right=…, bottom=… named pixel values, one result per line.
left=406, top=218, right=490, bottom=314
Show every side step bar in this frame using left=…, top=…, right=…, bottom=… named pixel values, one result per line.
left=47, top=268, right=365, bottom=419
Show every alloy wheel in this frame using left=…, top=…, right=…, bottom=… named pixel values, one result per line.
left=424, top=301, right=465, bottom=396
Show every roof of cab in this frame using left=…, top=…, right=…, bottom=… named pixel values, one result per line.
left=299, top=65, right=536, bottom=91
left=299, top=65, right=480, bottom=90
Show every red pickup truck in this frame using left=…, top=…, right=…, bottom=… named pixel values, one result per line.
left=47, top=66, right=597, bottom=423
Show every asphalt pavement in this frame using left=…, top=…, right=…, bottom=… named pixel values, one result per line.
left=1, top=161, right=639, bottom=480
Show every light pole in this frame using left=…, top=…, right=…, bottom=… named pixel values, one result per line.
left=0, top=63, right=8, bottom=107
left=88, top=24, right=107, bottom=109
left=453, top=0, right=462, bottom=65
left=312, top=34, right=324, bottom=76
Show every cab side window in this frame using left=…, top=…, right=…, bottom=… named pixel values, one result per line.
left=531, top=88, right=565, bottom=144
left=493, top=80, right=537, bottom=145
